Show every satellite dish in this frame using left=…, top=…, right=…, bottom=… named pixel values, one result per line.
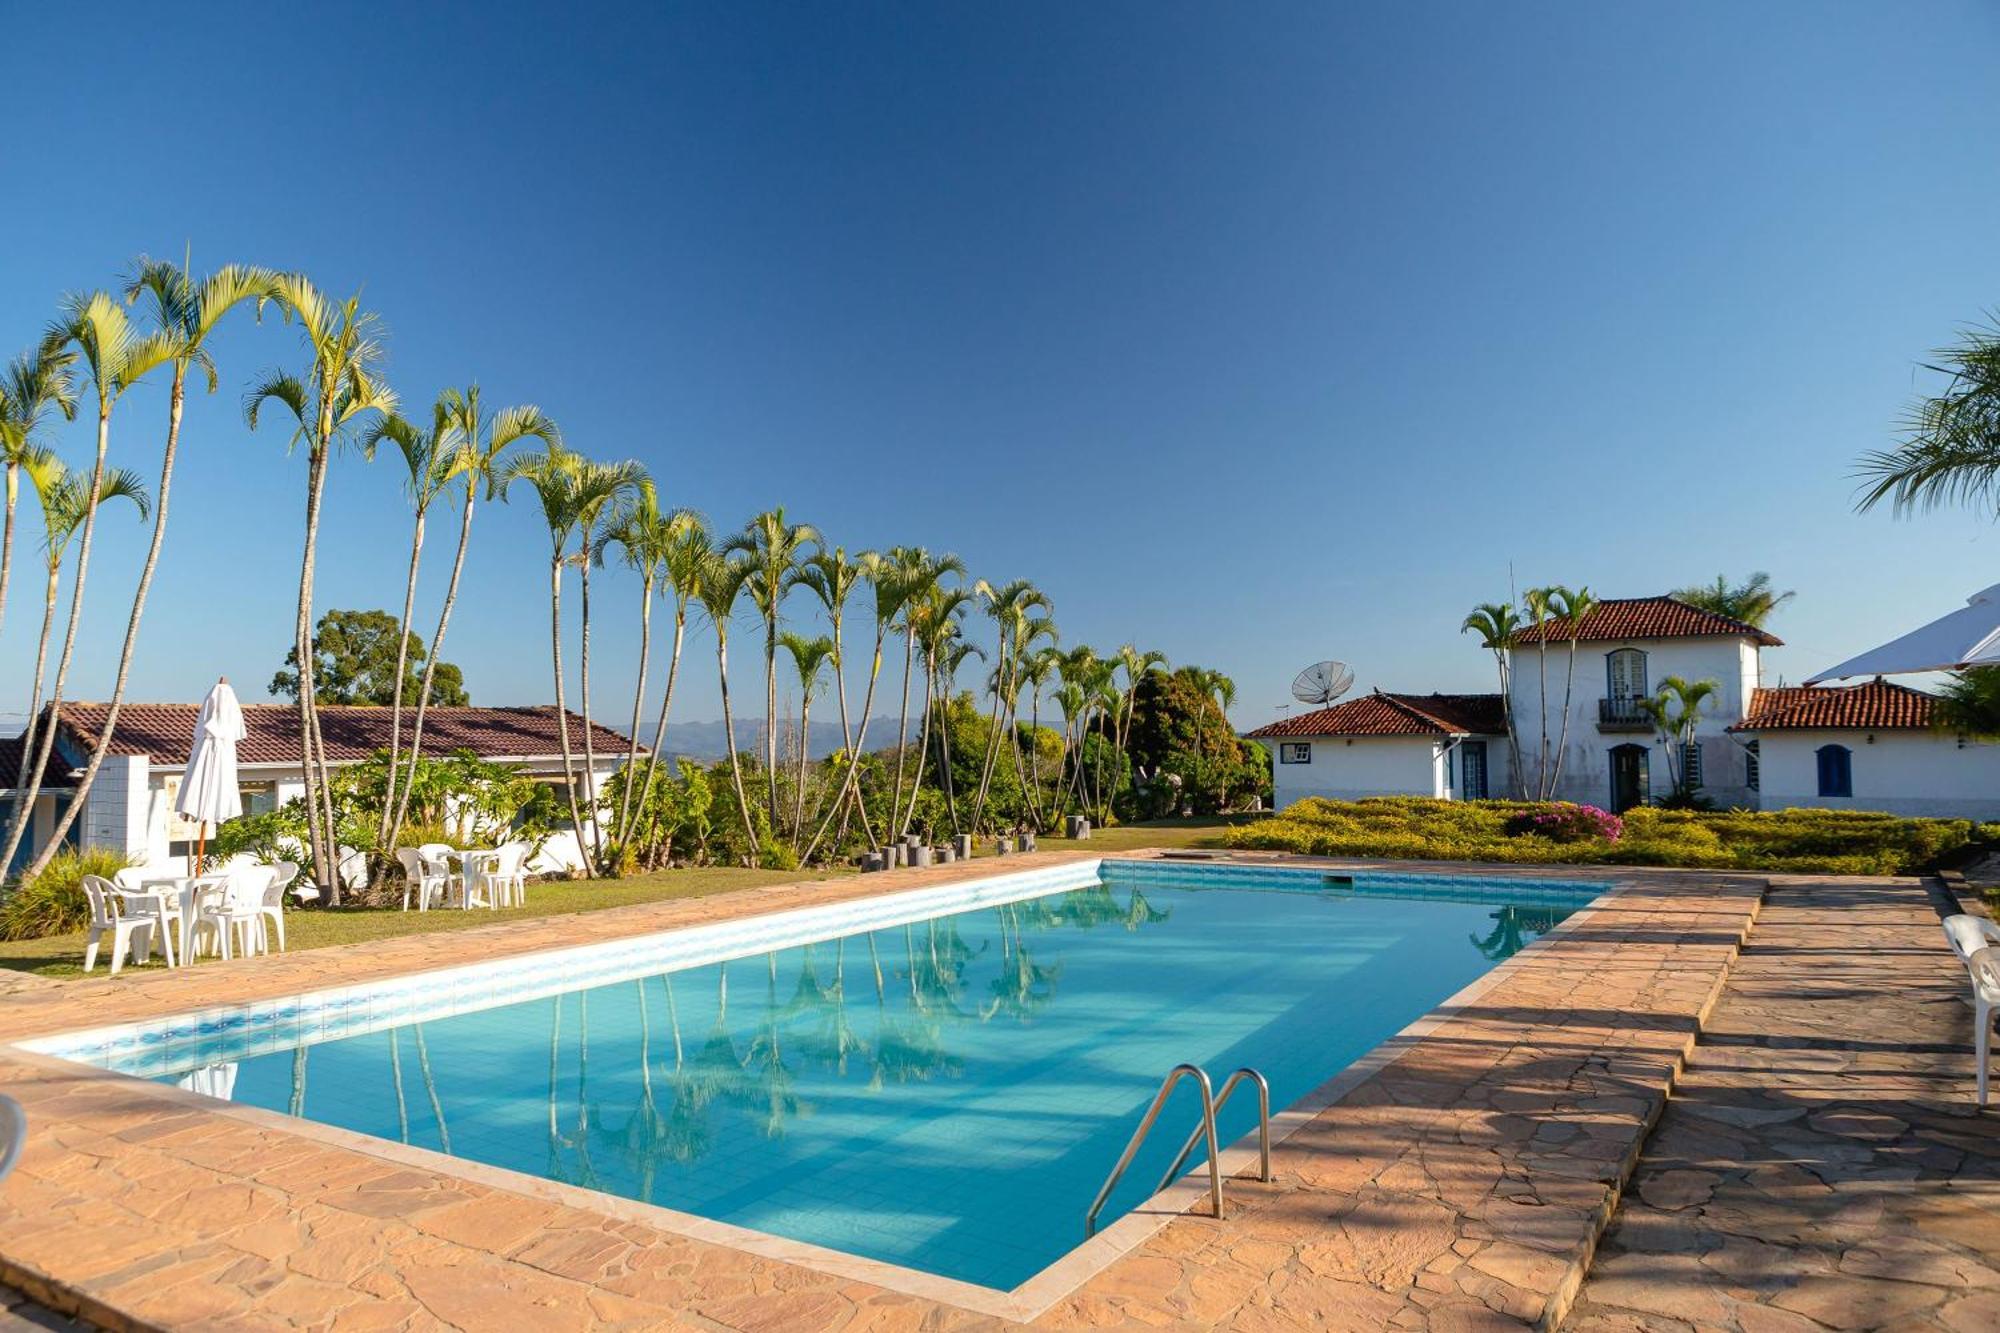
left=1291, top=660, right=1355, bottom=707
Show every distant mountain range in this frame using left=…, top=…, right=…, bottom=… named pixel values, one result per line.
left=650, top=718, right=892, bottom=763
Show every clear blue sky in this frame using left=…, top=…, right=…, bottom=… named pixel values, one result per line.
left=5, top=2, right=1999, bottom=731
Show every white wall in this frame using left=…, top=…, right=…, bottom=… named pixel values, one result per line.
left=1507, top=636, right=1760, bottom=808
left=1757, top=730, right=2000, bottom=820
left=80, top=755, right=150, bottom=859
left=1264, top=736, right=1446, bottom=808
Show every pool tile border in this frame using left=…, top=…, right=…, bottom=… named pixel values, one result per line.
left=0, top=852, right=1768, bottom=1331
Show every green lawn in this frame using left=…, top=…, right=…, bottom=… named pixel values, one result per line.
left=0, top=817, right=1241, bottom=980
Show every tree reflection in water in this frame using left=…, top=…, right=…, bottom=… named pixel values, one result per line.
left=1469, top=905, right=1567, bottom=961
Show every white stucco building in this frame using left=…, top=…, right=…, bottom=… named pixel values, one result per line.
left=1734, top=678, right=2000, bottom=820
left=1247, top=593, right=1992, bottom=819
left=0, top=701, right=639, bottom=878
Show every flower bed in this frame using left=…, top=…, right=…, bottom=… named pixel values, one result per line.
left=1225, top=797, right=1978, bottom=876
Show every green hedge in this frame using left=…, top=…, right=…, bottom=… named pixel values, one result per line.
left=1224, top=797, right=1978, bottom=876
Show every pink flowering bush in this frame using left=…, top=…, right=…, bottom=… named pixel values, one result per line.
left=1504, top=802, right=1624, bottom=844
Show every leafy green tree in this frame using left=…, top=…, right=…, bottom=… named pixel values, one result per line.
left=1672, top=573, right=1794, bottom=627
left=272, top=609, right=468, bottom=707
left=1856, top=317, right=2000, bottom=516
left=1642, top=675, right=1718, bottom=800
left=1934, top=667, right=2000, bottom=740
left=1461, top=602, right=1522, bottom=798
left=1126, top=666, right=1263, bottom=815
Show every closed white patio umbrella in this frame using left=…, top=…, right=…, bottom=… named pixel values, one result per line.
left=1808, top=583, right=2000, bottom=682
left=176, top=677, right=244, bottom=873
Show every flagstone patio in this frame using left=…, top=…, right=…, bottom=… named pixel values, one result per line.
left=0, top=852, right=1988, bottom=1330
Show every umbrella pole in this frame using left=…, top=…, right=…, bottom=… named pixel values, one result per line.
left=195, top=824, right=207, bottom=877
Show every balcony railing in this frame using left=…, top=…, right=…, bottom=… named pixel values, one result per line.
left=1597, top=696, right=1654, bottom=732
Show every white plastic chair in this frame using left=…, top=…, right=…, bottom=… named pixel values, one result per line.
left=190, top=877, right=267, bottom=961
left=395, top=848, right=449, bottom=911
left=81, top=875, right=159, bottom=975
left=257, top=861, right=299, bottom=952
left=1965, top=945, right=2000, bottom=1106
left=0, top=1093, right=24, bottom=1184
left=418, top=843, right=464, bottom=907
left=1944, top=914, right=2000, bottom=964
left=483, top=844, right=529, bottom=909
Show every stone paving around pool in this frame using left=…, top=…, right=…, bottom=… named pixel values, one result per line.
left=1566, top=877, right=2000, bottom=1333
left=0, top=851, right=1976, bottom=1331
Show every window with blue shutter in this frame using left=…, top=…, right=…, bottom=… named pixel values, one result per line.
left=1815, top=744, right=1852, bottom=798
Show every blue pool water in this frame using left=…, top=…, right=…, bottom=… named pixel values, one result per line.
left=138, top=863, right=1598, bottom=1289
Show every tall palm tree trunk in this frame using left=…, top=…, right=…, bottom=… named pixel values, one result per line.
left=887, top=628, right=916, bottom=840
left=715, top=629, right=760, bottom=866
left=1, top=400, right=112, bottom=879
left=614, top=574, right=656, bottom=854
left=577, top=549, right=603, bottom=872
left=29, top=369, right=184, bottom=877
left=549, top=558, right=590, bottom=864
left=376, top=506, right=425, bottom=851
left=801, top=625, right=885, bottom=864
left=1536, top=643, right=1551, bottom=799
left=898, top=656, right=937, bottom=839
left=0, top=464, right=17, bottom=643
left=1495, top=654, right=1524, bottom=799
left=791, top=688, right=814, bottom=840
left=390, top=483, right=476, bottom=851
left=630, top=608, right=685, bottom=863
left=300, top=447, right=342, bottom=895
left=1550, top=638, right=1580, bottom=796
left=764, top=620, right=781, bottom=828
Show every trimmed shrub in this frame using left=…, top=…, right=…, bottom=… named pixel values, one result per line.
left=1224, top=797, right=1977, bottom=876
left=0, top=847, right=136, bottom=941
left=1504, top=803, right=1623, bottom=844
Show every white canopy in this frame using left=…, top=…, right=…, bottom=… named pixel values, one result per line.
left=1808, top=583, right=2000, bottom=682
left=174, top=678, right=244, bottom=827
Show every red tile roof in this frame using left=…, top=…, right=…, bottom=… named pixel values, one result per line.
left=46, top=703, right=640, bottom=769
left=1246, top=692, right=1506, bottom=739
left=0, top=733, right=74, bottom=790
left=1510, top=596, right=1782, bottom=648
left=1732, top=680, right=1937, bottom=732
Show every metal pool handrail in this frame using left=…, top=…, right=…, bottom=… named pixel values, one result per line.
left=1086, top=1063, right=1223, bottom=1236
left=1154, top=1067, right=1271, bottom=1195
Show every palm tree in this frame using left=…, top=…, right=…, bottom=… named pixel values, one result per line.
left=573, top=458, right=647, bottom=867
left=1520, top=586, right=1558, bottom=800
left=1544, top=585, right=1598, bottom=800
left=628, top=516, right=712, bottom=860
left=801, top=551, right=907, bottom=863
left=1855, top=316, right=2000, bottom=517
left=358, top=399, right=458, bottom=853
left=0, top=348, right=76, bottom=643
left=0, top=293, right=172, bottom=881
left=969, top=580, right=1053, bottom=832
left=792, top=548, right=870, bottom=850
left=694, top=550, right=761, bottom=865
left=1201, top=667, right=1238, bottom=813
left=9, top=459, right=150, bottom=826
left=1114, top=645, right=1166, bottom=770
left=780, top=631, right=836, bottom=839
left=387, top=387, right=560, bottom=852
left=1013, top=640, right=1061, bottom=830
left=243, top=276, right=396, bottom=898
left=503, top=447, right=644, bottom=873
left=1460, top=602, right=1523, bottom=798
left=1642, top=675, right=1719, bottom=799
left=725, top=509, right=821, bottom=830
left=884, top=549, right=965, bottom=837
left=1671, top=573, right=1795, bottom=629
left=1934, top=668, right=2000, bottom=740
left=900, top=576, right=973, bottom=838
left=24, top=260, right=281, bottom=880
left=605, top=486, right=701, bottom=854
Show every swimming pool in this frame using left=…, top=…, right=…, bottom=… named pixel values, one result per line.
left=31, top=859, right=1604, bottom=1291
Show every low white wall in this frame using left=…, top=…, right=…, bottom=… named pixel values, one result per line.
left=1265, top=736, right=1444, bottom=808
left=1757, top=730, right=2000, bottom=820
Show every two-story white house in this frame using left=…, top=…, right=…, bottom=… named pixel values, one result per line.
left=1506, top=596, right=1777, bottom=811
left=1251, top=595, right=1780, bottom=814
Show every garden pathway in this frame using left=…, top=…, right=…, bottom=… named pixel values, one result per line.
left=1566, top=877, right=2000, bottom=1332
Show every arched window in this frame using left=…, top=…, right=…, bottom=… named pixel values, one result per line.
left=1605, top=648, right=1648, bottom=704
left=1816, top=744, right=1852, bottom=798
